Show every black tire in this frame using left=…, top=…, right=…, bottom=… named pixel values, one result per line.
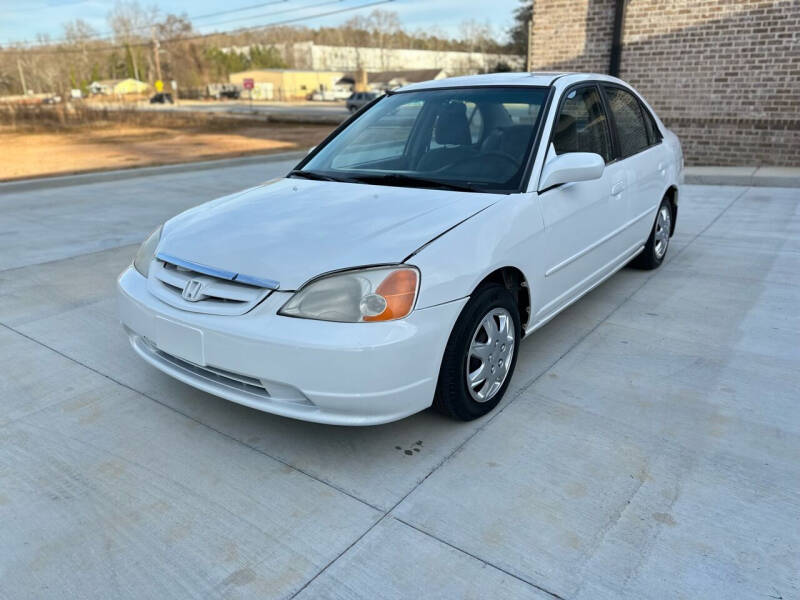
left=433, top=283, right=521, bottom=421
left=630, top=197, right=673, bottom=270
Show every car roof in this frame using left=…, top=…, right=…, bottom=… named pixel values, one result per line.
left=396, top=72, right=569, bottom=92
left=396, top=71, right=628, bottom=92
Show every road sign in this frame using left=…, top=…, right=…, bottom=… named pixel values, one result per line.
left=243, top=78, right=254, bottom=90
left=154, top=79, right=164, bottom=92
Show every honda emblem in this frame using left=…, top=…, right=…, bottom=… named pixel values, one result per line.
left=181, top=279, right=205, bottom=302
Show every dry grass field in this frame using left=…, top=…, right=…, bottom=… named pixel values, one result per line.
left=0, top=104, right=331, bottom=180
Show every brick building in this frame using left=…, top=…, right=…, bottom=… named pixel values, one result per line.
left=529, top=0, right=799, bottom=166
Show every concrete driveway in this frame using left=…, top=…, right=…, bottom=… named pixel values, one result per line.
left=1, top=159, right=798, bottom=599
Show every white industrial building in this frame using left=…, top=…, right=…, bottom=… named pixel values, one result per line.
left=224, top=41, right=523, bottom=75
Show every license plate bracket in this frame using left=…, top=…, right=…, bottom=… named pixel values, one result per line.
left=154, top=317, right=205, bottom=365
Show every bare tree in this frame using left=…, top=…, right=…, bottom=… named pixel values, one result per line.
left=459, top=19, right=496, bottom=71
left=62, top=19, right=98, bottom=91
left=107, top=1, right=157, bottom=81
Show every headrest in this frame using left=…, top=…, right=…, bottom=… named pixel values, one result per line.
left=434, top=102, right=471, bottom=146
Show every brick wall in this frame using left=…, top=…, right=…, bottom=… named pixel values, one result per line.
left=530, top=0, right=616, bottom=73
left=530, top=0, right=800, bottom=166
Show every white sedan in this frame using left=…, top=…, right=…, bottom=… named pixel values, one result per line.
left=118, top=72, right=683, bottom=425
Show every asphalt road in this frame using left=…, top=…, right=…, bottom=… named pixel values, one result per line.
left=1, top=159, right=798, bottom=599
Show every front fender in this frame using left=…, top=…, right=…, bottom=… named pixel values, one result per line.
left=411, top=194, right=545, bottom=310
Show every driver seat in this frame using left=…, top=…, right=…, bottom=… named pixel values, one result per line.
left=479, top=125, right=533, bottom=164
left=417, top=102, right=476, bottom=172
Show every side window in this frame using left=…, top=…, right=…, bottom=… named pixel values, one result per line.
left=604, top=86, right=649, bottom=157
left=503, top=102, right=540, bottom=125
left=552, top=86, right=613, bottom=162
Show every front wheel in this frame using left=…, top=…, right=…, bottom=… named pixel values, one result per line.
left=433, top=284, right=520, bottom=421
left=631, top=198, right=672, bottom=270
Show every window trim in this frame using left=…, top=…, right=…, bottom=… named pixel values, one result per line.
left=600, top=82, right=663, bottom=160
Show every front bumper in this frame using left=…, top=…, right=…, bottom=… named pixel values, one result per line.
left=117, top=267, right=467, bottom=425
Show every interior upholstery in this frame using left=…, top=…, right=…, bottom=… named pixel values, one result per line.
left=417, top=101, right=475, bottom=171
left=480, top=125, right=534, bottom=161
left=434, top=102, right=471, bottom=145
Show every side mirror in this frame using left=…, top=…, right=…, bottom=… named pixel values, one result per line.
left=539, top=152, right=605, bottom=190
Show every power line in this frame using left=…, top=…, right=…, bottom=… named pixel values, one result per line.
left=7, top=0, right=362, bottom=47
left=2, top=0, right=395, bottom=55
left=191, top=0, right=291, bottom=22
left=6, top=0, right=91, bottom=15
left=193, top=0, right=346, bottom=31
left=4, top=0, right=293, bottom=47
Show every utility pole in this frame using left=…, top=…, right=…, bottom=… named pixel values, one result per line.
left=526, top=18, right=533, bottom=71
left=525, top=18, right=533, bottom=71
left=151, top=27, right=162, bottom=83
left=17, top=58, right=27, bottom=95
left=526, top=1, right=535, bottom=72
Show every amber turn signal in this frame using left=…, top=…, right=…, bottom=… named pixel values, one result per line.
left=363, top=268, right=419, bottom=321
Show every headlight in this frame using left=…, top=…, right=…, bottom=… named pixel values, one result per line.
left=279, top=266, right=419, bottom=323
left=132, top=225, right=163, bottom=277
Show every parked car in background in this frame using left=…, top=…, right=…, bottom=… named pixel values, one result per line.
left=207, top=83, right=241, bottom=100
left=346, top=91, right=379, bottom=112
left=149, top=93, right=174, bottom=104
left=310, top=88, right=353, bottom=101
left=119, top=72, right=682, bottom=426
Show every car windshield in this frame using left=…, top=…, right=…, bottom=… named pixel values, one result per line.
left=299, top=86, right=549, bottom=193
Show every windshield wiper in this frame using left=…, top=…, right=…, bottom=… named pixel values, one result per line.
left=347, top=173, right=480, bottom=193
left=288, top=170, right=343, bottom=182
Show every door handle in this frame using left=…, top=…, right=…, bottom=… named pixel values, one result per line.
left=611, top=182, right=625, bottom=196
left=657, top=162, right=666, bottom=172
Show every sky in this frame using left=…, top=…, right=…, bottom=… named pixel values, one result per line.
left=0, top=0, right=523, bottom=46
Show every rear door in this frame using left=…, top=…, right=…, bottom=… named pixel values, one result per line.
left=602, top=85, right=670, bottom=246
left=536, top=84, right=630, bottom=319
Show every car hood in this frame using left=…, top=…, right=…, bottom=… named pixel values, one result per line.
left=159, top=178, right=498, bottom=290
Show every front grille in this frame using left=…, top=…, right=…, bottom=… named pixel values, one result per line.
left=148, top=258, right=272, bottom=316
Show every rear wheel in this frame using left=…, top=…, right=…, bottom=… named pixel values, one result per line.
left=433, top=284, right=520, bottom=421
left=631, top=197, right=672, bottom=270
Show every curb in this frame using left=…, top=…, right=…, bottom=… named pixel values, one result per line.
left=684, top=167, right=800, bottom=188
left=0, top=150, right=307, bottom=193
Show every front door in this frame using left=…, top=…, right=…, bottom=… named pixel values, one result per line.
left=535, top=84, right=630, bottom=321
